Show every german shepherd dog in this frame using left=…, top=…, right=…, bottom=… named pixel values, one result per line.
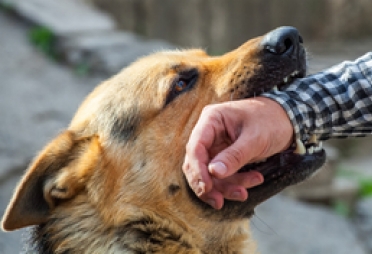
left=2, top=27, right=325, bottom=253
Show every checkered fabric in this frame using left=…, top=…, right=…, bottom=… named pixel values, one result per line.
left=262, top=52, right=372, bottom=143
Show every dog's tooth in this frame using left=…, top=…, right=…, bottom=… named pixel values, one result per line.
left=273, top=86, right=278, bottom=91
left=291, top=70, right=299, bottom=77
left=308, top=146, right=314, bottom=154
left=309, top=134, right=318, bottom=144
left=256, top=158, right=267, bottom=163
left=294, top=139, right=306, bottom=155
left=283, top=77, right=289, bottom=83
left=313, top=142, right=323, bottom=152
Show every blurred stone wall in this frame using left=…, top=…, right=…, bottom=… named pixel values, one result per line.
left=88, top=0, right=372, bottom=53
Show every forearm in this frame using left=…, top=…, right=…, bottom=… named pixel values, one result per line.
left=262, top=52, right=372, bottom=142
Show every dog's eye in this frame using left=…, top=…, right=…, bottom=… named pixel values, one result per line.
left=174, top=80, right=188, bottom=92
left=165, top=68, right=199, bottom=106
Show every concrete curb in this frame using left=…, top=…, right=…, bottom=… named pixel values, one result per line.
left=1, top=0, right=175, bottom=75
left=2, top=0, right=115, bottom=34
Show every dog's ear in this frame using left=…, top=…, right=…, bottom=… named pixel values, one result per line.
left=1, top=131, right=101, bottom=231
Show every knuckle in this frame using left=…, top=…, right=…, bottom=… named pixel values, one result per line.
left=181, top=161, right=189, bottom=173
left=224, top=147, right=245, bottom=169
left=201, top=104, right=217, bottom=114
left=201, top=105, right=223, bottom=121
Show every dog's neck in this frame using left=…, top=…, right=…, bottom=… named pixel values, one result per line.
left=27, top=195, right=255, bottom=254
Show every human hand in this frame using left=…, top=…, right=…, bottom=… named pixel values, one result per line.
left=182, top=97, right=294, bottom=209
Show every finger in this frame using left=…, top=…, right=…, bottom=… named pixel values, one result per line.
left=199, top=188, right=225, bottom=210
left=184, top=107, right=226, bottom=195
left=225, top=171, right=264, bottom=188
left=214, top=171, right=264, bottom=201
left=182, top=153, right=213, bottom=196
left=212, top=171, right=263, bottom=201
left=213, top=179, right=248, bottom=202
left=208, top=135, right=256, bottom=179
left=183, top=135, right=215, bottom=195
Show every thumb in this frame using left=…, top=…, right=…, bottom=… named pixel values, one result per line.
left=208, top=136, right=255, bottom=179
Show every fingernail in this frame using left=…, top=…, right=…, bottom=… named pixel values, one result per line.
left=209, top=162, right=227, bottom=176
left=250, top=176, right=263, bottom=186
left=207, top=199, right=216, bottom=209
left=231, top=191, right=241, bottom=199
left=195, top=181, right=205, bottom=196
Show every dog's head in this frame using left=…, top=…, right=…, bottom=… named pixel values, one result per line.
left=2, top=27, right=325, bottom=239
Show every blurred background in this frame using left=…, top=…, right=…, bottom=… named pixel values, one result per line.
left=91, top=0, right=372, bottom=53
left=0, top=0, right=371, bottom=253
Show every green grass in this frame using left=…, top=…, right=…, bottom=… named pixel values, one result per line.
left=331, top=166, right=372, bottom=216
left=28, top=26, right=57, bottom=60
left=74, top=62, right=90, bottom=76
left=337, top=166, right=372, bottom=198
left=359, top=179, right=372, bottom=197
left=1, top=5, right=58, bottom=60
left=333, top=199, right=351, bottom=217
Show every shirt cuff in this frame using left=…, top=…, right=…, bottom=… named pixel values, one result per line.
left=261, top=91, right=316, bottom=143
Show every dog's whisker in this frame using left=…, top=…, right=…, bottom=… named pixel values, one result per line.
left=251, top=214, right=277, bottom=236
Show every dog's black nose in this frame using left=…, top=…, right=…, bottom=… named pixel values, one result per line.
left=261, top=26, right=303, bottom=55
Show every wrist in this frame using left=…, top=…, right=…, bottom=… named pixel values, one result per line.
left=250, top=96, right=294, bottom=151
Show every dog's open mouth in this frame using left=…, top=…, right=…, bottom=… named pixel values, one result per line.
left=274, top=69, right=304, bottom=91
left=238, top=136, right=326, bottom=185
left=240, top=70, right=326, bottom=187
left=213, top=131, right=326, bottom=220
left=263, top=68, right=306, bottom=94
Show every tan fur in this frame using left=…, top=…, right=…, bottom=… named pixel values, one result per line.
left=1, top=31, right=305, bottom=253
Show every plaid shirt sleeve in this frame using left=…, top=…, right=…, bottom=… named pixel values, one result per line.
left=262, top=52, right=372, bottom=142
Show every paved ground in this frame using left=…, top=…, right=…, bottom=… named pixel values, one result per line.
left=0, top=9, right=372, bottom=254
